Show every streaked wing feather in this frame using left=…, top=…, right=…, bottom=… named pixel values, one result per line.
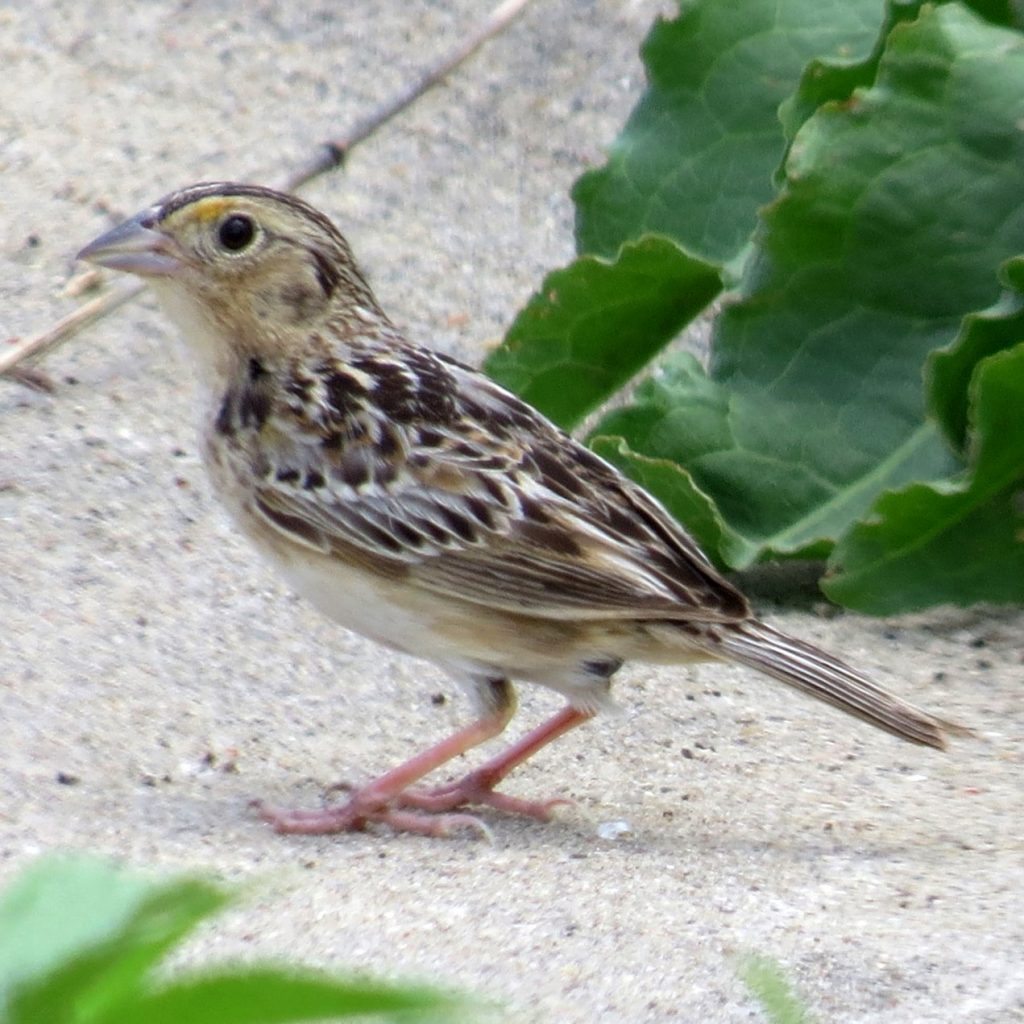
left=249, top=346, right=749, bottom=623
left=410, top=531, right=695, bottom=619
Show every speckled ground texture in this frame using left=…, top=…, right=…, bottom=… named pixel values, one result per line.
left=2, top=3, right=1022, bottom=1021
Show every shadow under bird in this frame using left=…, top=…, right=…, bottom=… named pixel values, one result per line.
left=78, top=182, right=967, bottom=837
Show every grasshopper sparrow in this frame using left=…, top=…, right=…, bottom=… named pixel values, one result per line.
left=78, top=183, right=962, bottom=838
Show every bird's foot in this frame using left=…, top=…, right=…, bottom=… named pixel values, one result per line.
left=392, top=767, right=573, bottom=822
left=255, top=766, right=571, bottom=837
left=254, top=706, right=589, bottom=839
left=253, top=794, right=491, bottom=839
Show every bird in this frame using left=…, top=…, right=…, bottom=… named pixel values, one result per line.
left=77, top=182, right=964, bottom=838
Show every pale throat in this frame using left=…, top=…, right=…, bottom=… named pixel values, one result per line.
left=150, top=280, right=258, bottom=394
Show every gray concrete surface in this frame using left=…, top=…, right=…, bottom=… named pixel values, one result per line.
left=1, top=3, right=1022, bottom=1021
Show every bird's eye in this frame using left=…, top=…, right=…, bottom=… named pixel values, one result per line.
left=218, top=214, right=256, bottom=251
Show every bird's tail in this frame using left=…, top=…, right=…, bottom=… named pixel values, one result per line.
left=697, top=619, right=968, bottom=750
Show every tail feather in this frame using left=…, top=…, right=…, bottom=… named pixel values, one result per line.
left=707, top=620, right=966, bottom=750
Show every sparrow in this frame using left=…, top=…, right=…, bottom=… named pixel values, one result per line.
left=77, top=182, right=963, bottom=837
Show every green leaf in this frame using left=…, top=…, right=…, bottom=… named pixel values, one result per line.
left=778, top=0, right=924, bottom=143
left=776, top=0, right=1024, bottom=143
left=484, top=237, right=720, bottom=430
left=0, top=856, right=469, bottom=1024
left=588, top=434, right=740, bottom=564
left=0, top=854, right=228, bottom=1024
left=739, top=954, right=814, bottom=1024
left=573, top=0, right=889, bottom=265
left=593, top=353, right=949, bottom=565
left=109, top=971, right=462, bottom=1024
left=961, top=0, right=1024, bottom=30
left=928, top=257, right=1024, bottom=450
left=824, top=343, right=1024, bottom=613
left=594, top=5, right=1024, bottom=568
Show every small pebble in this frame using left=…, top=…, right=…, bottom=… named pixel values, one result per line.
left=596, top=819, right=633, bottom=840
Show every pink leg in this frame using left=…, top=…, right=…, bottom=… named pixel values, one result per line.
left=256, top=704, right=593, bottom=838
left=256, top=707, right=513, bottom=837
left=396, top=705, right=593, bottom=820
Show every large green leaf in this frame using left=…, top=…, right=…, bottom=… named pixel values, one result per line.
left=593, top=353, right=949, bottom=567
left=594, top=4, right=1024, bottom=568
left=484, top=237, right=720, bottom=430
left=110, top=972, right=459, bottom=1024
left=0, top=856, right=465, bottom=1024
left=573, top=0, right=888, bottom=265
left=0, top=855, right=228, bottom=1024
left=824, top=343, right=1024, bottom=612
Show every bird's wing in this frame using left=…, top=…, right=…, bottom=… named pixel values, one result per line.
left=250, top=345, right=749, bottom=623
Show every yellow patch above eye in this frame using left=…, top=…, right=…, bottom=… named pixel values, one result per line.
left=188, top=197, right=234, bottom=224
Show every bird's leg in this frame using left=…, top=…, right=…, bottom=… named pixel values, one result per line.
left=257, top=677, right=594, bottom=837
left=256, top=706, right=514, bottom=837
left=256, top=678, right=519, bottom=838
left=395, top=704, right=593, bottom=820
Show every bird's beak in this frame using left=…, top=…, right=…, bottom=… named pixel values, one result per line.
left=77, top=209, right=185, bottom=277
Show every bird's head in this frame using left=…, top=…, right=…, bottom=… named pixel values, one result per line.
left=78, top=182, right=385, bottom=378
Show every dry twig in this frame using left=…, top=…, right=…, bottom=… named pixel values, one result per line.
left=1, top=0, right=532, bottom=391
left=1, top=279, right=145, bottom=386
